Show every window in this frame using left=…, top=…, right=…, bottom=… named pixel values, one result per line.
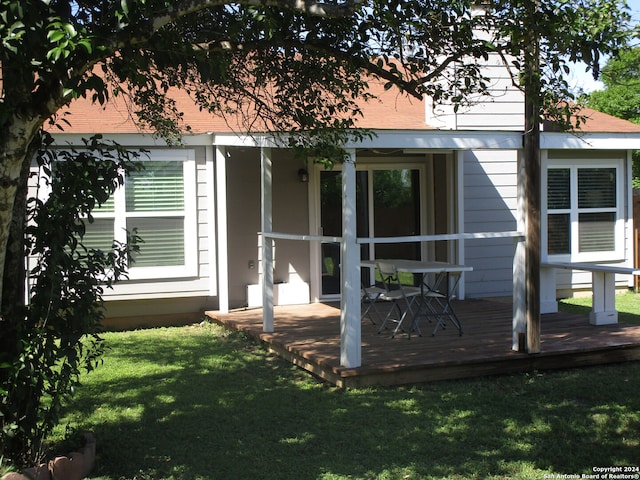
left=89, top=150, right=197, bottom=279
left=546, top=161, right=622, bottom=261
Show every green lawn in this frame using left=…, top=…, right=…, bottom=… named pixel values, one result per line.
left=558, top=290, right=640, bottom=325
left=45, top=303, right=640, bottom=480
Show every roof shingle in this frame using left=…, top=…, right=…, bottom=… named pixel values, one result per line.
left=52, top=81, right=640, bottom=135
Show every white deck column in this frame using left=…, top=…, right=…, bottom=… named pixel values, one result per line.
left=539, top=266, right=558, bottom=314
left=261, top=147, right=274, bottom=333
left=215, top=145, right=229, bottom=313
left=590, top=271, right=618, bottom=325
left=340, top=149, right=361, bottom=368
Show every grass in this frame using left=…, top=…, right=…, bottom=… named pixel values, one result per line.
left=45, top=307, right=640, bottom=480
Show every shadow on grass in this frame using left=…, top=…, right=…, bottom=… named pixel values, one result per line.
left=60, top=325, right=640, bottom=480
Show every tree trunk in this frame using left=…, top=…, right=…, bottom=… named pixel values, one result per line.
left=0, top=143, right=33, bottom=363
left=4, top=139, right=34, bottom=308
left=0, top=116, right=43, bottom=312
left=524, top=88, right=541, bottom=354
left=0, top=119, right=42, bottom=376
left=523, top=0, right=541, bottom=354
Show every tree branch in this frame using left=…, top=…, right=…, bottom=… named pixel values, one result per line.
left=152, top=0, right=363, bottom=31
left=195, top=38, right=426, bottom=99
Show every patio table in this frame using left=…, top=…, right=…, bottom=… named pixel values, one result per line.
left=362, top=259, right=473, bottom=336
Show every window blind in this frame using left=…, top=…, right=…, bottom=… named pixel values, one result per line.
left=82, top=218, right=116, bottom=252
left=578, top=212, right=615, bottom=252
left=125, top=161, right=184, bottom=212
left=547, top=213, right=570, bottom=255
left=547, top=169, right=570, bottom=209
left=578, top=168, right=616, bottom=209
left=127, top=217, right=185, bottom=267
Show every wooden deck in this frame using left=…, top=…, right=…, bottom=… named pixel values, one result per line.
left=205, top=298, right=640, bottom=388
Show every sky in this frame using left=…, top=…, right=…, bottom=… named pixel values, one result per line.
left=569, top=0, right=640, bottom=93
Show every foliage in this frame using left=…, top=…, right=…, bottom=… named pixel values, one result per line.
left=1, top=1, right=631, bottom=157
left=486, top=0, right=631, bottom=130
left=586, top=48, right=640, bottom=124
left=585, top=47, right=640, bottom=188
left=46, top=323, right=640, bottom=480
left=0, top=134, right=143, bottom=467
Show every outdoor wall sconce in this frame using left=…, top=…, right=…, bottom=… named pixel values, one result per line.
left=298, top=168, right=309, bottom=183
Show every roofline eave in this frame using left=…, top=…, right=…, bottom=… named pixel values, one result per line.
left=49, top=129, right=640, bottom=151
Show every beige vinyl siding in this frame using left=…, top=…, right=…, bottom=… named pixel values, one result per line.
left=224, top=147, right=312, bottom=308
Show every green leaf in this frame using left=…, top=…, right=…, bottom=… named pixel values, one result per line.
left=47, top=30, right=66, bottom=42
left=77, top=38, right=93, bottom=54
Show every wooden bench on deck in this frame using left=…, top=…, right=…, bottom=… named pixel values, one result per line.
left=541, top=262, right=640, bottom=325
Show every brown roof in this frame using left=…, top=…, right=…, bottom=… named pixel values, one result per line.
left=52, top=83, right=640, bottom=136
left=572, top=106, right=640, bottom=133
left=53, top=78, right=430, bottom=135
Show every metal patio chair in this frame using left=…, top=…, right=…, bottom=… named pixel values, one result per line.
left=361, top=284, right=385, bottom=324
left=376, top=261, right=422, bottom=338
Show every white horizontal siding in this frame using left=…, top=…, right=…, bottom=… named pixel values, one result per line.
left=466, top=197, right=518, bottom=211
left=463, top=149, right=519, bottom=298
left=465, top=185, right=518, bottom=199
left=426, top=53, right=525, bottom=131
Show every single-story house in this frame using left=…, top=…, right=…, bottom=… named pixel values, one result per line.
left=47, top=62, right=640, bottom=366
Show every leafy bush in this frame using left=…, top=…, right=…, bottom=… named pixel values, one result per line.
left=0, top=133, right=143, bottom=467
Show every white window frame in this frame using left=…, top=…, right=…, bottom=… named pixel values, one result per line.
left=89, top=149, right=198, bottom=280
left=543, top=157, right=625, bottom=263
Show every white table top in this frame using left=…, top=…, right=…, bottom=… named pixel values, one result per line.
left=361, top=259, right=473, bottom=273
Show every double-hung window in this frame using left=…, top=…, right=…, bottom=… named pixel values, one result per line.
left=546, top=158, right=624, bottom=261
left=88, top=149, right=197, bottom=279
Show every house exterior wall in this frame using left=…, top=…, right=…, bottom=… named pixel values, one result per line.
left=461, top=147, right=634, bottom=300
left=103, top=146, right=212, bottom=301
left=225, top=147, right=262, bottom=307
left=43, top=127, right=640, bottom=326
left=104, top=145, right=216, bottom=326
left=462, top=149, right=519, bottom=297
left=225, top=147, right=311, bottom=308
left=27, top=143, right=218, bottom=328
left=425, top=53, right=524, bottom=131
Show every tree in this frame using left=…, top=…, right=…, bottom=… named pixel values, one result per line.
left=0, top=0, right=632, bottom=466
left=586, top=47, right=640, bottom=187
left=0, top=134, right=142, bottom=465
left=0, top=0, right=505, bottom=465
left=483, top=0, right=631, bottom=352
left=587, top=47, right=640, bottom=124
left=0, top=0, right=500, bottom=309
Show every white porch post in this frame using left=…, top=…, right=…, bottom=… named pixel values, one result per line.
left=340, top=149, right=362, bottom=368
left=215, top=145, right=229, bottom=313
left=261, top=147, right=274, bottom=333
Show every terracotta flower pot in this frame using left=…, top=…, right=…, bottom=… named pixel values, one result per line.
left=1, top=432, right=96, bottom=480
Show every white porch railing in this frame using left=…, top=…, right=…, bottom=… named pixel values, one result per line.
left=263, top=230, right=524, bottom=243
left=260, top=230, right=526, bottom=367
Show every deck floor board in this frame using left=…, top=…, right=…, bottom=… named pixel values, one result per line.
left=206, top=298, right=640, bottom=387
